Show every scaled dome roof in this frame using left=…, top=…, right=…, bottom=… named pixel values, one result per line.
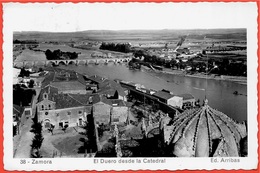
left=162, top=100, right=247, bottom=157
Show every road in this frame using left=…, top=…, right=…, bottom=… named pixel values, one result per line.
left=13, top=87, right=41, bottom=158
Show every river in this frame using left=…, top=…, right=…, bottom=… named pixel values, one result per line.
left=58, top=63, right=247, bottom=122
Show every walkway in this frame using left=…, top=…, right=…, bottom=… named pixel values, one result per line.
left=13, top=88, right=41, bottom=158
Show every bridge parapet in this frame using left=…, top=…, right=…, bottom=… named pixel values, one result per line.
left=13, top=57, right=132, bottom=68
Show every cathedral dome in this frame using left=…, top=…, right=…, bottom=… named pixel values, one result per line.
left=162, top=100, right=247, bottom=157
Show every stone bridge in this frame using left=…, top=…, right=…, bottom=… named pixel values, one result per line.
left=13, top=57, right=132, bottom=68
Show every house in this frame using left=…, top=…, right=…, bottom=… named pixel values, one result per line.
left=85, top=75, right=107, bottom=85
left=92, top=95, right=112, bottom=125
left=36, top=85, right=92, bottom=130
left=98, top=79, right=127, bottom=101
left=13, top=104, right=25, bottom=136
left=92, top=95, right=129, bottom=125
left=41, top=69, right=87, bottom=94
left=110, top=99, right=128, bottom=125
left=153, top=90, right=183, bottom=108
left=178, top=93, right=195, bottom=108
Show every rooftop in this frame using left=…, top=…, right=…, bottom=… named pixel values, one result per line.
left=86, top=75, right=107, bottom=84
left=98, top=79, right=126, bottom=97
left=41, top=69, right=86, bottom=89
left=163, top=100, right=247, bottom=157
left=153, top=90, right=174, bottom=100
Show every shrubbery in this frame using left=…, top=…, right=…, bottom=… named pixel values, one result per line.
left=100, top=42, right=131, bottom=53
left=45, top=49, right=78, bottom=60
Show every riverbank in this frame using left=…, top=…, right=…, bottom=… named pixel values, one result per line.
left=141, top=66, right=247, bottom=85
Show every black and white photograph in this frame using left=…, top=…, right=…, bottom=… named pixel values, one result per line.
left=4, top=2, right=258, bottom=171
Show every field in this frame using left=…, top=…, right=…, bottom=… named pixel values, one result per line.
left=13, top=29, right=247, bottom=63
left=14, top=28, right=246, bottom=44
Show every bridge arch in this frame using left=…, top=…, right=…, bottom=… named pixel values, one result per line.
left=87, top=59, right=96, bottom=64
left=77, top=60, right=86, bottom=65
left=58, top=61, right=66, bottom=66
left=68, top=60, right=76, bottom=65
left=97, top=59, right=106, bottom=64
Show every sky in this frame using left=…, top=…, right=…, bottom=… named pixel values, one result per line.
left=3, top=2, right=257, bottom=32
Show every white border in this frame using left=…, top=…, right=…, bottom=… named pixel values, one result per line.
left=3, top=2, right=258, bottom=171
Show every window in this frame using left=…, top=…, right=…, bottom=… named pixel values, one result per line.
left=41, top=105, right=44, bottom=110
left=78, top=118, right=83, bottom=126
left=65, top=121, right=69, bottom=127
left=56, top=113, right=59, bottom=117
left=59, top=122, right=63, bottom=128
left=78, top=110, right=82, bottom=115
left=44, top=119, right=50, bottom=128
left=45, top=112, right=49, bottom=115
left=67, top=111, right=71, bottom=116
left=24, top=110, right=31, bottom=116
left=43, top=93, right=48, bottom=99
left=113, top=118, right=119, bottom=122
left=48, top=104, right=51, bottom=110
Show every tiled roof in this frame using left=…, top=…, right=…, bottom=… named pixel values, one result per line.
left=87, top=75, right=106, bottom=84
left=153, top=90, right=174, bottom=100
left=38, top=85, right=88, bottom=109
left=110, top=99, right=126, bottom=107
left=50, top=81, right=85, bottom=92
left=41, top=72, right=55, bottom=88
left=38, top=85, right=59, bottom=102
left=41, top=69, right=87, bottom=89
left=54, top=94, right=84, bottom=109
left=98, top=80, right=126, bottom=97
left=92, top=94, right=112, bottom=106
left=164, top=100, right=247, bottom=157
left=69, top=94, right=92, bottom=105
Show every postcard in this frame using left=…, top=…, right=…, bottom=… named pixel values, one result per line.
left=3, top=2, right=258, bottom=171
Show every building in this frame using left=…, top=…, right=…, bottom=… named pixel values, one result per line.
left=92, top=94, right=129, bottom=125
left=41, top=69, right=87, bottom=94
left=92, top=95, right=112, bottom=125
left=161, top=99, right=247, bottom=157
left=178, top=93, right=195, bottom=108
left=153, top=90, right=183, bottom=108
left=37, top=70, right=130, bottom=129
left=13, top=104, right=25, bottom=136
left=36, top=85, right=91, bottom=130
left=98, top=79, right=127, bottom=101
left=110, top=99, right=128, bottom=125
left=85, top=75, right=107, bottom=85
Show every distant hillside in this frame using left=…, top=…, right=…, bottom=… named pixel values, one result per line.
left=13, top=28, right=246, bottom=43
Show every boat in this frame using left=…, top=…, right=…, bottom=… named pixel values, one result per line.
left=233, top=91, right=238, bottom=95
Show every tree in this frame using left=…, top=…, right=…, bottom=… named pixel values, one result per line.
left=48, top=124, right=55, bottom=135
left=28, top=79, right=35, bottom=88
left=45, top=49, right=53, bottom=60
left=62, top=124, right=68, bottom=133
left=78, top=113, right=97, bottom=154
left=30, top=109, right=44, bottom=158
